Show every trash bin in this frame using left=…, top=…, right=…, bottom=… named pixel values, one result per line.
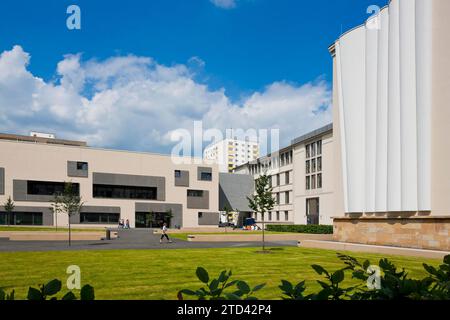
left=105, top=229, right=111, bottom=240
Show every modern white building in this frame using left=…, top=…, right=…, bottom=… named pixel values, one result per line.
left=330, top=0, right=450, bottom=250
left=204, top=138, right=259, bottom=173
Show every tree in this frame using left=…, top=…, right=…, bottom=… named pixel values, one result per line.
left=247, top=174, right=275, bottom=252
left=51, top=182, right=84, bottom=246
left=3, top=196, right=15, bottom=226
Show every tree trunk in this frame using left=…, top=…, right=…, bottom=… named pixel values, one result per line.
left=68, top=217, right=71, bottom=247
left=262, top=218, right=265, bottom=251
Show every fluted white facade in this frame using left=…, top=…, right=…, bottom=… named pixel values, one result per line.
left=334, top=0, right=432, bottom=214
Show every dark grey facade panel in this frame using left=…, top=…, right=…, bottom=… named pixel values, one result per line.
left=93, top=172, right=166, bottom=201
left=219, top=173, right=254, bottom=212
left=135, top=202, right=183, bottom=228
left=13, top=180, right=55, bottom=202
left=0, top=167, right=4, bottom=195
left=67, top=161, right=88, bottom=178
left=175, top=170, right=190, bottom=187
left=198, top=212, right=220, bottom=226
left=197, top=167, right=213, bottom=181
left=187, top=190, right=210, bottom=210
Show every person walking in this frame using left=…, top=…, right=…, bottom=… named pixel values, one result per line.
left=160, top=223, right=172, bottom=244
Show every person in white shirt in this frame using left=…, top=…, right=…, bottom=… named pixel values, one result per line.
left=160, top=223, right=172, bottom=244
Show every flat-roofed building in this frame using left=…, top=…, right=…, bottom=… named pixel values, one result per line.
left=0, top=133, right=219, bottom=229
left=234, top=124, right=334, bottom=226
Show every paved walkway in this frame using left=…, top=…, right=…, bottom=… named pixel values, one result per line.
left=0, top=229, right=297, bottom=252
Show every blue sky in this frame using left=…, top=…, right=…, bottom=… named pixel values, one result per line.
left=0, top=0, right=387, bottom=153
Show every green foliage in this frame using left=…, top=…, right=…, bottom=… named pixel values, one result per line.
left=181, top=254, right=450, bottom=300
left=266, top=224, right=333, bottom=234
left=0, top=279, right=95, bottom=301
left=247, top=175, right=275, bottom=219
left=2, top=196, right=15, bottom=226
left=178, top=267, right=265, bottom=300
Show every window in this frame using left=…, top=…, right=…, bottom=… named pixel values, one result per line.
left=317, top=140, right=322, bottom=155
left=80, top=213, right=119, bottom=224
left=198, top=212, right=203, bottom=219
left=317, top=157, right=322, bottom=172
left=285, top=172, right=290, bottom=185
left=0, top=212, right=43, bottom=226
left=268, top=212, right=272, bottom=221
left=285, top=211, right=289, bottom=221
left=27, top=181, right=79, bottom=196
left=187, top=190, right=204, bottom=197
left=77, top=162, right=88, bottom=171
left=306, top=160, right=310, bottom=174
left=93, top=184, right=157, bottom=200
left=276, top=174, right=280, bottom=186
left=306, top=176, right=311, bottom=190
left=285, top=191, right=290, bottom=204
left=200, top=172, right=212, bottom=181
left=317, top=173, right=322, bottom=189
left=174, top=170, right=181, bottom=178
left=312, top=159, right=316, bottom=173
left=276, top=211, right=280, bottom=221
left=276, top=193, right=280, bottom=204
left=306, top=145, right=310, bottom=158
left=311, top=175, right=316, bottom=189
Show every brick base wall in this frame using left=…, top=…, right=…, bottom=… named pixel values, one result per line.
left=333, top=217, right=450, bottom=251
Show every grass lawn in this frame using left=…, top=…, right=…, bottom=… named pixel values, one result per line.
left=0, top=247, right=441, bottom=300
left=169, top=231, right=294, bottom=241
left=0, top=226, right=105, bottom=232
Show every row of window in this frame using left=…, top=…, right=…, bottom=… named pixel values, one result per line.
left=306, top=140, right=322, bottom=159
left=306, top=157, right=322, bottom=174
left=274, top=191, right=290, bottom=205
left=254, top=211, right=289, bottom=222
left=306, top=174, right=322, bottom=190
left=248, top=150, right=294, bottom=175
left=0, top=212, right=43, bottom=226
left=175, top=170, right=212, bottom=181
left=269, top=171, right=291, bottom=187
left=26, top=181, right=205, bottom=200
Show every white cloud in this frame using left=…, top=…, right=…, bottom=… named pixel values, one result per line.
left=0, top=45, right=332, bottom=154
left=210, top=0, right=237, bottom=9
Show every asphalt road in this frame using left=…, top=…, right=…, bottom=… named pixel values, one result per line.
left=0, top=229, right=297, bottom=252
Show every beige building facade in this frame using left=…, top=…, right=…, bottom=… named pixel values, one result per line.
left=234, top=124, right=334, bottom=226
left=0, top=134, right=219, bottom=229
left=330, top=0, right=450, bottom=250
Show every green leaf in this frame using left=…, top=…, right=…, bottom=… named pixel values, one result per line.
left=80, top=285, right=95, bottom=300
left=218, top=271, right=228, bottom=283
left=0, top=289, right=5, bottom=300
left=209, top=279, right=219, bottom=291
left=196, top=267, right=209, bottom=284
left=312, top=264, right=328, bottom=276
left=363, top=260, right=371, bottom=271
left=61, top=292, right=77, bottom=300
left=178, top=289, right=197, bottom=296
left=252, top=283, right=266, bottom=292
left=279, top=280, right=293, bottom=293
left=237, top=281, right=251, bottom=294
left=224, top=280, right=239, bottom=288
left=27, top=287, right=43, bottom=300
left=443, top=255, right=450, bottom=265
left=43, top=279, right=62, bottom=296
left=331, top=270, right=345, bottom=284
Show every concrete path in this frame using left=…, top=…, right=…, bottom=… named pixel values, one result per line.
left=298, top=240, right=450, bottom=259
left=0, top=229, right=297, bottom=252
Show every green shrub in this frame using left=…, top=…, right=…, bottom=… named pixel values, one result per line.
left=0, top=279, right=95, bottom=301
left=181, top=254, right=450, bottom=300
left=266, top=224, right=333, bottom=234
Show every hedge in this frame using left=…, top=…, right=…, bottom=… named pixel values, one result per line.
left=266, top=224, right=333, bottom=234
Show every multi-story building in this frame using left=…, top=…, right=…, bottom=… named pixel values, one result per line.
left=0, top=133, right=219, bottom=229
left=204, top=138, right=259, bottom=173
left=329, top=0, right=450, bottom=250
left=234, top=124, right=334, bottom=226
